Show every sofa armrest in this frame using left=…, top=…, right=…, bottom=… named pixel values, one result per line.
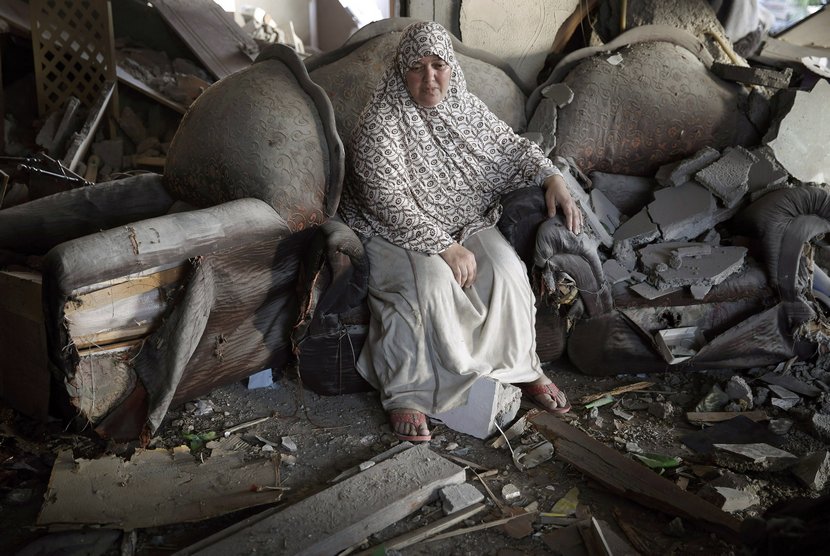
left=534, top=217, right=613, bottom=316
left=293, top=217, right=369, bottom=348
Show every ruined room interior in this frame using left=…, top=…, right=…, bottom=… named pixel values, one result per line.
left=0, top=0, right=829, bottom=554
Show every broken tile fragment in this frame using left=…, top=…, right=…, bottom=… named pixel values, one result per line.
left=695, top=146, right=757, bottom=208
left=439, top=483, right=484, bottom=514
left=711, top=62, right=792, bottom=88
left=655, top=146, right=721, bottom=187
left=647, top=182, right=717, bottom=241
left=791, top=450, right=830, bottom=491
left=765, top=78, right=830, bottom=185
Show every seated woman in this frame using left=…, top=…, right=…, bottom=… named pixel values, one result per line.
left=339, top=21, right=582, bottom=442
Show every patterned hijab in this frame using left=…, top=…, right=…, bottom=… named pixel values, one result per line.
left=339, top=21, right=557, bottom=254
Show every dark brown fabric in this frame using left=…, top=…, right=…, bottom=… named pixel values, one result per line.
left=553, top=41, right=755, bottom=176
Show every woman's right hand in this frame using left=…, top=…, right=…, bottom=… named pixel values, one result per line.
left=439, top=242, right=477, bottom=288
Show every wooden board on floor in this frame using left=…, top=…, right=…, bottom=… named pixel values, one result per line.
left=151, top=0, right=256, bottom=80
left=178, top=444, right=466, bottom=556
left=530, top=412, right=742, bottom=541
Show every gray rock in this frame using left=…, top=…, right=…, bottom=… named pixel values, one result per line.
left=439, top=483, right=485, bottom=514
left=725, top=375, right=753, bottom=408
left=791, top=450, right=830, bottom=491
left=811, top=413, right=830, bottom=443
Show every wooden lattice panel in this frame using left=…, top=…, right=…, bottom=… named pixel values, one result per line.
left=30, top=0, right=117, bottom=117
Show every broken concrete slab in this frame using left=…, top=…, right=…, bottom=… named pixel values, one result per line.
left=591, top=188, right=622, bottom=235
left=695, top=146, right=758, bottom=208
left=430, top=377, right=521, bottom=440
left=711, top=62, right=793, bottom=89
left=629, top=282, right=682, bottom=300
left=638, top=242, right=747, bottom=290
left=791, top=450, right=830, bottom=491
left=440, top=482, right=484, bottom=514
left=613, top=208, right=660, bottom=246
left=747, top=145, right=789, bottom=193
left=647, top=182, right=717, bottom=241
left=811, top=413, right=830, bottom=443
left=555, top=164, right=614, bottom=248
left=589, top=171, right=655, bottom=216
left=767, top=384, right=800, bottom=401
left=699, top=485, right=760, bottom=513
left=765, top=78, right=830, bottom=185
left=655, top=146, right=721, bottom=187
left=712, top=443, right=798, bottom=470
left=602, top=258, right=631, bottom=284
left=37, top=448, right=284, bottom=529
left=185, top=444, right=465, bottom=555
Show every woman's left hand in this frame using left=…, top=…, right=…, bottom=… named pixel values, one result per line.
left=543, top=175, right=582, bottom=235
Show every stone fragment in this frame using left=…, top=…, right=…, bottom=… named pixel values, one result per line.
left=639, top=242, right=747, bottom=289
left=811, top=413, right=830, bottom=443
left=713, top=443, right=798, bottom=470
left=766, top=79, right=830, bottom=185
left=725, top=376, right=753, bottom=409
left=695, top=146, right=758, bottom=208
left=541, top=82, right=574, bottom=108
left=711, top=62, right=792, bottom=88
left=699, top=485, right=759, bottom=513
left=439, top=482, right=484, bottom=514
left=655, top=146, right=721, bottom=187
left=602, top=258, right=631, bottom=284
left=647, top=182, right=717, bottom=241
left=591, top=189, right=622, bottom=234
left=430, top=378, right=521, bottom=439
left=281, top=436, right=297, bottom=453
left=690, top=284, right=712, bottom=300
left=502, top=483, right=521, bottom=501
left=747, top=145, right=788, bottom=193
left=768, top=384, right=799, bottom=400
left=768, top=418, right=793, bottom=435
left=791, top=450, right=830, bottom=491
left=613, top=208, right=661, bottom=247
left=771, top=397, right=798, bottom=410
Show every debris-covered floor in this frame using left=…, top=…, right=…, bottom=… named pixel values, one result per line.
left=2, top=355, right=829, bottom=554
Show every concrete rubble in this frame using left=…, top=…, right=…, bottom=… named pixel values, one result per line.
left=430, top=377, right=522, bottom=440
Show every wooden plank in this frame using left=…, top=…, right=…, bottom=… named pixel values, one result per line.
left=151, top=0, right=255, bottom=80
left=178, top=444, right=465, bottom=556
left=686, top=410, right=768, bottom=424
left=116, top=66, right=187, bottom=115
left=69, top=265, right=187, bottom=310
left=530, top=412, right=742, bottom=541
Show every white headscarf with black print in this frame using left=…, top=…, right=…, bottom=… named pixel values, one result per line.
left=339, top=21, right=559, bottom=254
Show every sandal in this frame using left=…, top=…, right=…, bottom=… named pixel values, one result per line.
left=388, top=410, right=432, bottom=442
left=521, top=382, right=572, bottom=414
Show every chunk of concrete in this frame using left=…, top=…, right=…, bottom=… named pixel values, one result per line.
left=613, top=208, right=660, bottom=246
left=556, top=164, right=614, bottom=248
left=602, top=258, right=631, bottom=284
left=747, top=146, right=788, bottom=193
left=690, top=284, right=712, bottom=300
left=439, top=483, right=484, bottom=514
left=541, top=82, right=574, bottom=108
left=711, top=62, right=792, bottom=88
left=589, top=172, right=655, bottom=216
left=695, top=146, right=758, bottom=208
left=655, top=146, right=721, bottom=187
left=526, top=99, right=557, bottom=156
left=811, top=413, right=830, bottom=443
left=712, top=443, right=797, bottom=470
left=639, top=242, right=747, bottom=289
left=591, top=188, right=622, bottom=234
left=430, top=378, right=521, bottom=439
left=699, top=485, right=759, bottom=513
left=725, top=376, right=753, bottom=409
left=647, top=182, right=717, bottom=241
left=630, top=282, right=682, bottom=300
left=791, top=450, right=830, bottom=491
left=766, top=78, right=830, bottom=185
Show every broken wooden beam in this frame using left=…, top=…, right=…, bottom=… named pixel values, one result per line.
left=530, top=412, right=743, bottom=541
left=178, top=444, right=465, bottom=555
left=686, top=410, right=768, bottom=425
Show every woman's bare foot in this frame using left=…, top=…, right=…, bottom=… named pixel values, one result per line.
left=521, top=376, right=571, bottom=414
left=388, top=408, right=431, bottom=441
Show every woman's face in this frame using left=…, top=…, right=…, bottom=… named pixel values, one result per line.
left=405, top=55, right=451, bottom=107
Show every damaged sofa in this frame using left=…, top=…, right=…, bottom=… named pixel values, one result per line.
left=0, top=45, right=344, bottom=439
left=293, top=19, right=830, bottom=392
